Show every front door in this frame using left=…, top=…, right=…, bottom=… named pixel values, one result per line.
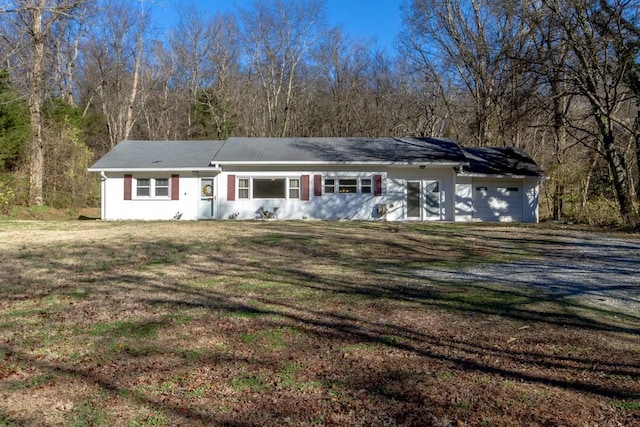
left=198, top=178, right=215, bottom=219
left=406, top=180, right=441, bottom=220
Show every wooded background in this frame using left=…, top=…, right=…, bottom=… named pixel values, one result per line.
left=0, top=0, right=638, bottom=226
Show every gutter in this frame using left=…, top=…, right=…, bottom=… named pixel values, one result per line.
left=214, top=161, right=466, bottom=167
left=87, top=166, right=223, bottom=173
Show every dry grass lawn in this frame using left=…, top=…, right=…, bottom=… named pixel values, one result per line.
left=0, top=220, right=638, bottom=426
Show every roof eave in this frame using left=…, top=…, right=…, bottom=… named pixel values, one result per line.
left=88, top=167, right=222, bottom=173
left=215, top=160, right=466, bottom=166
left=457, top=172, right=544, bottom=179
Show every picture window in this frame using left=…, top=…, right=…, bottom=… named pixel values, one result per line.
left=237, top=177, right=302, bottom=200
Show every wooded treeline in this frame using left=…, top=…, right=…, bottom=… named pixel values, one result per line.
left=0, top=0, right=638, bottom=225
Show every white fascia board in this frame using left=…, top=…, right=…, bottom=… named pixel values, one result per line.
left=88, top=167, right=222, bottom=173
left=456, top=172, right=535, bottom=179
left=216, top=161, right=465, bottom=167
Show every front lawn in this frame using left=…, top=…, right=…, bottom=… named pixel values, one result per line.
left=0, top=220, right=638, bottom=426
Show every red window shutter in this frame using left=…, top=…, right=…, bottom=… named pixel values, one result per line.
left=374, top=175, right=383, bottom=196
left=227, top=175, right=236, bottom=201
left=124, top=174, right=132, bottom=200
left=171, top=174, right=179, bottom=200
left=314, top=174, right=322, bottom=197
left=301, top=175, right=310, bottom=201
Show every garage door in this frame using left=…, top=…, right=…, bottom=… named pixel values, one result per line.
left=473, top=184, right=523, bottom=222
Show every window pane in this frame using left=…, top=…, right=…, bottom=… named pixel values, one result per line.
left=155, top=178, right=169, bottom=197
left=289, top=178, right=300, bottom=199
left=339, top=178, right=358, bottom=193
left=324, top=178, right=335, bottom=194
left=136, top=179, right=150, bottom=197
left=407, top=182, right=421, bottom=218
left=238, top=178, right=249, bottom=199
left=361, top=178, right=372, bottom=194
left=253, top=179, right=286, bottom=198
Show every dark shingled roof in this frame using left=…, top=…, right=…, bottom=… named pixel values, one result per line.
left=462, top=147, right=544, bottom=177
left=89, top=140, right=225, bottom=170
left=215, top=137, right=467, bottom=164
left=89, top=137, right=469, bottom=170
left=89, top=139, right=542, bottom=176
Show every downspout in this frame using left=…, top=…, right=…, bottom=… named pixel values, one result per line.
left=100, top=171, right=107, bottom=220
left=214, top=165, right=222, bottom=220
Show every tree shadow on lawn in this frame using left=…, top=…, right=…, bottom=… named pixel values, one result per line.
left=144, top=276, right=640, bottom=379
left=1, top=224, right=640, bottom=425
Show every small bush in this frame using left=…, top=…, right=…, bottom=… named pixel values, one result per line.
left=0, top=180, right=15, bottom=214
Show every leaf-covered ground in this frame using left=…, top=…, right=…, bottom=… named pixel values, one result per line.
left=0, top=220, right=638, bottom=426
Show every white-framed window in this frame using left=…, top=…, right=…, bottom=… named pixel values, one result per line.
left=324, top=178, right=335, bottom=194
left=136, top=178, right=151, bottom=197
left=253, top=178, right=286, bottom=198
left=289, top=178, right=300, bottom=199
left=237, top=177, right=301, bottom=200
left=361, top=178, right=372, bottom=194
left=324, top=177, right=374, bottom=194
left=135, top=177, right=170, bottom=198
left=155, top=178, right=169, bottom=197
left=238, top=178, right=250, bottom=199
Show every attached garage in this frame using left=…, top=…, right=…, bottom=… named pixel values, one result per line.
left=456, top=147, right=544, bottom=223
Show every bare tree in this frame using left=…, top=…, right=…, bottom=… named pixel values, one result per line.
left=402, top=0, right=501, bottom=146
left=167, top=2, right=215, bottom=138
left=191, top=12, right=241, bottom=140
left=541, top=0, right=639, bottom=226
left=402, top=0, right=539, bottom=147
left=308, top=28, right=372, bottom=136
left=79, top=0, right=149, bottom=149
left=239, top=0, right=325, bottom=137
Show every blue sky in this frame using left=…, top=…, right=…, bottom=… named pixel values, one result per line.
left=149, top=0, right=404, bottom=54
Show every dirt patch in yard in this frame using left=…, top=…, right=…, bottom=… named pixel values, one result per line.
left=0, top=221, right=638, bottom=426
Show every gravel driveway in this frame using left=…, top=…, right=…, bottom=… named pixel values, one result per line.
left=424, top=233, right=640, bottom=315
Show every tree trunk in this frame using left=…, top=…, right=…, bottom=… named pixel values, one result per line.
left=635, top=109, right=640, bottom=200
left=123, top=29, right=143, bottom=142
left=27, top=1, right=46, bottom=206
left=601, top=126, right=638, bottom=227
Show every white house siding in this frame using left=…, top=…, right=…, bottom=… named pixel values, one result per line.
left=385, top=166, right=457, bottom=221
left=101, top=172, right=201, bottom=220
left=454, top=177, right=473, bottom=222
left=215, top=167, right=387, bottom=220
left=523, top=178, right=540, bottom=223
left=98, top=168, right=539, bottom=223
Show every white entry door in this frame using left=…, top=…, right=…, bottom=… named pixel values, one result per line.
left=198, top=178, right=216, bottom=219
left=406, top=180, right=442, bottom=220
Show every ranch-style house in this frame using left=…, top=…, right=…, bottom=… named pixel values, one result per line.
left=88, top=137, right=544, bottom=222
